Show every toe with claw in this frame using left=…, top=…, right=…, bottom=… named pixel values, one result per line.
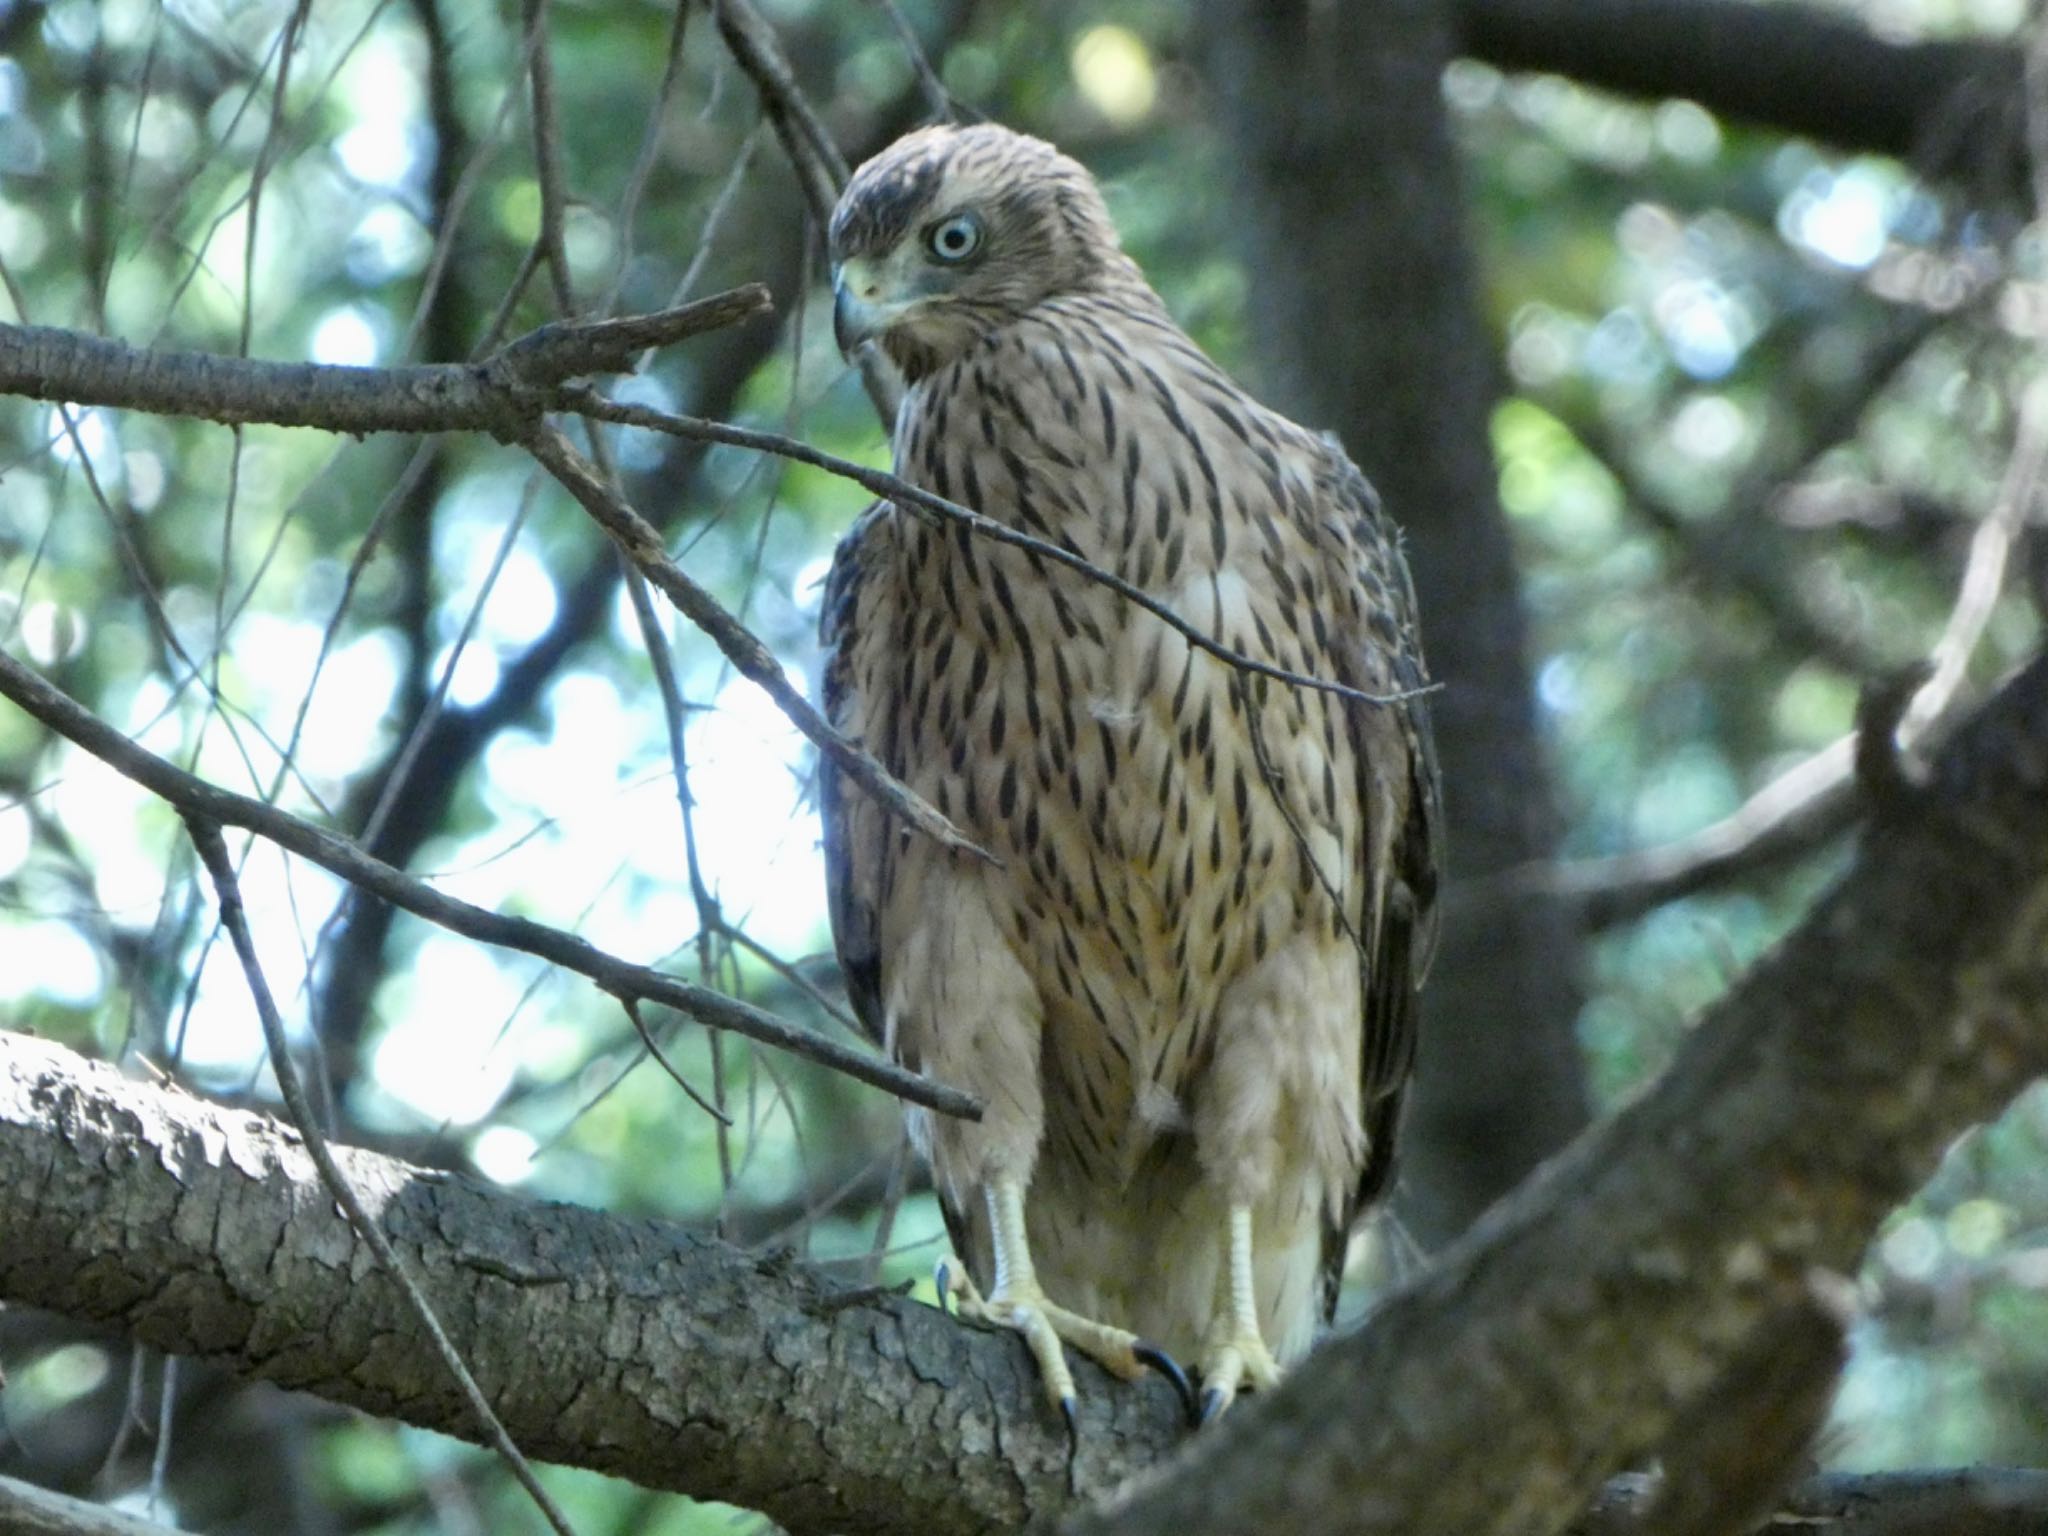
left=936, top=1180, right=1196, bottom=1431
left=1196, top=1204, right=1285, bottom=1423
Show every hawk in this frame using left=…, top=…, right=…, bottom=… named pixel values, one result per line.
left=818, top=123, right=1440, bottom=1423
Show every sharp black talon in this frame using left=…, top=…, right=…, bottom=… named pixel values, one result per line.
left=934, top=1260, right=953, bottom=1317
left=1198, top=1386, right=1229, bottom=1426
left=1133, top=1340, right=1199, bottom=1426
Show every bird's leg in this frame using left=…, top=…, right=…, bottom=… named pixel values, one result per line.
left=1197, top=1204, right=1284, bottom=1422
left=944, top=1178, right=1191, bottom=1424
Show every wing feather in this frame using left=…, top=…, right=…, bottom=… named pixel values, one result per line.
left=818, top=500, right=985, bottom=1279
left=816, top=500, right=897, bottom=1048
left=1313, top=441, right=1444, bottom=1318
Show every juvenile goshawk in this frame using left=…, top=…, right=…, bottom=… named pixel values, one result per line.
left=818, top=123, right=1441, bottom=1423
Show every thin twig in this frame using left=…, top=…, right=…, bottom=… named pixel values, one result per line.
left=622, top=998, right=733, bottom=1126
left=618, top=550, right=740, bottom=1167
left=397, top=0, right=552, bottom=360
left=1500, top=359, right=2048, bottom=932
left=603, top=0, right=698, bottom=318
left=0, top=286, right=773, bottom=434
left=182, top=816, right=582, bottom=1536
left=0, top=649, right=980, bottom=1119
left=711, top=0, right=847, bottom=226
left=522, top=0, right=577, bottom=316
left=871, top=0, right=968, bottom=121
left=238, top=0, right=312, bottom=360
left=522, top=422, right=996, bottom=864
left=564, top=392, right=1439, bottom=710
left=708, top=0, right=904, bottom=418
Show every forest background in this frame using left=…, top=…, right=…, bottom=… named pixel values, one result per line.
left=1, top=0, right=2046, bottom=1532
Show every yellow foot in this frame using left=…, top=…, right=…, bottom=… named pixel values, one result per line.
left=1196, top=1323, right=1283, bottom=1421
left=935, top=1180, right=1197, bottom=1430
left=1196, top=1203, right=1284, bottom=1422
left=940, top=1259, right=1179, bottom=1423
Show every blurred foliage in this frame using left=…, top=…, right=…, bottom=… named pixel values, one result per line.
left=0, top=0, right=2043, bottom=1529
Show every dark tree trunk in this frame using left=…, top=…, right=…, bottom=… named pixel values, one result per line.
left=1197, top=0, right=1589, bottom=1242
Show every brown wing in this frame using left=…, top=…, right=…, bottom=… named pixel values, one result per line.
left=1315, top=440, right=1444, bottom=1319
left=817, top=500, right=897, bottom=1048
left=817, top=500, right=984, bottom=1277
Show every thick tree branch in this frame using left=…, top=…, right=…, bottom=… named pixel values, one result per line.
left=9, top=1015, right=2048, bottom=1536
left=184, top=814, right=579, bottom=1536
left=1062, top=646, right=2048, bottom=1535
left=0, top=651, right=978, bottom=1120
left=6, top=657, right=2048, bottom=1533
left=0, top=300, right=992, bottom=877
left=1457, top=0, right=2025, bottom=196
left=0, top=1030, right=1179, bottom=1536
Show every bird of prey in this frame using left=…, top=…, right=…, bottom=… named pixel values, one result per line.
left=818, top=123, right=1440, bottom=1423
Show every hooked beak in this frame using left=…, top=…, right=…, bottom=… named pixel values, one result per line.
left=832, top=258, right=893, bottom=357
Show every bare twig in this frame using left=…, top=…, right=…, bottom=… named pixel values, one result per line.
left=0, top=649, right=979, bottom=1119
left=183, top=815, right=581, bottom=1536
left=604, top=0, right=698, bottom=318
left=871, top=0, right=967, bottom=122
left=522, top=0, right=577, bottom=316
left=1499, top=56, right=2048, bottom=933
left=622, top=998, right=732, bottom=1126
left=708, top=0, right=905, bottom=418
left=0, top=287, right=772, bottom=434
left=1494, top=414, right=2035, bottom=931
left=618, top=553, right=742, bottom=1198
left=237, top=0, right=313, bottom=361
left=711, top=0, right=847, bottom=226
left=566, top=392, right=1437, bottom=709
left=521, top=422, right=994, bottom=863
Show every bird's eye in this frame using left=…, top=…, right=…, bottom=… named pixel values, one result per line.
left=925, top=213, right=984, bottom=264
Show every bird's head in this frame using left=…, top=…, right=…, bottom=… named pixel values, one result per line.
left=828, top=123, right=1128, bottom=380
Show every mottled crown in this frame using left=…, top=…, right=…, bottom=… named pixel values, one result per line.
left=829, top=123, right=1126, bottom=288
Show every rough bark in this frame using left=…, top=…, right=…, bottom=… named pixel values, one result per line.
left=0, top=1030, right=1184, bottom=1536
left=7, top=648, right=2048, bottom=1536
left=1199, top=0, right=1590, bottom=1242
left=1062, top=647, right=2048, bottom=1534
